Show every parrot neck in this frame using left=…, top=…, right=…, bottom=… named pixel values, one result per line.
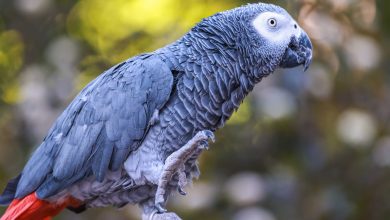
left=156, top=36, right=258, bottom=129
left=173, top=23, right=277, bottom=83
left=161, top=32, right=272, bottom=92
left=155, top=23, right=281, bottom=129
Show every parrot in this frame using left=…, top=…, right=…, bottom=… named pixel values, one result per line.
left=0, top=3, right=312, bottom=220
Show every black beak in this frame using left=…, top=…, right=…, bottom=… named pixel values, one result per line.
left=279, top=32, right=313, bottom=71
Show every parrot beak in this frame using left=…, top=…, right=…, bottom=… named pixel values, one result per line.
left=279, top=31, right=313, bottom=71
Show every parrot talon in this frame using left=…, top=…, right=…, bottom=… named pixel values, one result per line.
left=155, top=203, right=167, bottom=213
left=178, top=187, right=187, bottom=196
left=202, top=130, right=215, bottom=143
left=198, top=140, right=209, bottom=150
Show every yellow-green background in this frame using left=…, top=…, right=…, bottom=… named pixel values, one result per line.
left=1, top=0, right=390, bottom=219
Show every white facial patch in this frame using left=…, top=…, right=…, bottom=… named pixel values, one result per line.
left=252, top=11, right=301, bottom=46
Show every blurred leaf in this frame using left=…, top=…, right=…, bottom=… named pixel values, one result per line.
left=67, top=0, right=235, bottom=64
left=2, top=82, right=20, bottom=104
left=0, top=30, right=23, bottom=104
left=228, top=99, right=251, bottom=125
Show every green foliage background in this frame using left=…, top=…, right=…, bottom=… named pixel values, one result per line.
left=0, top=0, right=390, bottom=219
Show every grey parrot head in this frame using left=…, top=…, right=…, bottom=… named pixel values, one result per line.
left=196, top=3, right=313, bottom=79
left=240, top=3, right=312, bottom=72
left=248, top=3, right=313, bottom=72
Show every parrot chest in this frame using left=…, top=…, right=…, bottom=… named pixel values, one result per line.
left=144, top=68, right=248, bottom=155
left=65, top=65, right=248, bottom=208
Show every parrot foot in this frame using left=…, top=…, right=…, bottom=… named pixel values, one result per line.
left=154, top=130, right=215, bottom=213
left=145, top=210, right=182, bottom=220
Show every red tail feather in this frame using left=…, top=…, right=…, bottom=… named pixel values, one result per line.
left=0, top=193, right=81, bottom=220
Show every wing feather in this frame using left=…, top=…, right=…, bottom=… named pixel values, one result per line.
left=14, top=55, right=174, bottom=199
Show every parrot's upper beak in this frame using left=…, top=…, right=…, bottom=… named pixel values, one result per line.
left=279, top=32, right=313, bottom=71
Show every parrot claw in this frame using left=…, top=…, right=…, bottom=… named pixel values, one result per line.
left=202, top=130, right=215, bottom=143
left=155, top=202, right=167, bottom=213
left=198, top=140, right=209, bottom=150
left=178, top=187, right=187, bottom=196
left=196, top=130, right=215, bottom=150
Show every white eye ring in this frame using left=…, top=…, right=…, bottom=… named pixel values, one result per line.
left=267, top=18, right=277, bottom=27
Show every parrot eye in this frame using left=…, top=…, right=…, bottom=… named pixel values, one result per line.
left=267, top=18, right=277, bottom=27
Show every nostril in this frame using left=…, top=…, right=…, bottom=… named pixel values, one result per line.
left=289, top=36, right=299, bottom=49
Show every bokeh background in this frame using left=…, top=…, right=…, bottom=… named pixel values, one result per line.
left=0, top=0, right=389, bottom=219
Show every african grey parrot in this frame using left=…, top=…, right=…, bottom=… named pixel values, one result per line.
left=0, top=3, right=312, bottom=220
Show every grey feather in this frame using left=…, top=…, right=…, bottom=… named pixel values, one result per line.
left=14, top=56, right=174, bottom=199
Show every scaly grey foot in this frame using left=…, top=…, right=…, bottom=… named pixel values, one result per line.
left=142, top=210, right=182, bottom=220
left=146, top=211, right=182, bottom=220
left=154, top=130, right=215, bottom=213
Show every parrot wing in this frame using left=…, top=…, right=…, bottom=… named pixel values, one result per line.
left=10, top=54, right=174, bottom=201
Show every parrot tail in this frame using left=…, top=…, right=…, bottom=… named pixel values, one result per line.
left=0, top=193, right=81, bottom=220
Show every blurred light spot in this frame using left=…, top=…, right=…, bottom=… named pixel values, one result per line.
left=45, top=36, right=80, bottom=73
left=19, top=65, right=58, bottom=141
left=319, top=187, right=354, bottom=218
left=255, top=86, right=296, bottom=120
left=225, top=172, right=266, bottom=205
left=172, top=181, right=217, bottom=210
left=343, top=35, right=380, bottom=71
left=325, top=48, right=341, bottom=73
left=228, top=100, right=251, bottom=125
left=356, top=0, right=377, bottom=26
left=45, top=37, right=79, bottom=103
left=337, top=109, right=377, bottom=147
left=372, top=137, right=390, bottom=167
left=305, top=64, right=333, bottom=99
left=233, top=207, right=275, bottom=220
left=281, top=66, right=306, bottom=94
left=266, top=166, right=297, bottom=202
left=299, top=9, right=344, bottom=46
left=327, top=0, right=353, bottom=11
left=15, top=0, right=52, bottom=15
left=2, top=82, right=20, bottom=104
